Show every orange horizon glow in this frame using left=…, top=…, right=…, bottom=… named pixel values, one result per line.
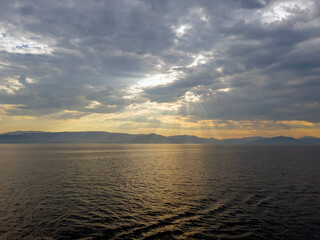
left=1, top=114, right=320, bottom=140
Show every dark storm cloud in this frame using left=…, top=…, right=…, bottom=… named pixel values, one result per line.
left=0, top=0, right=319, bottom=122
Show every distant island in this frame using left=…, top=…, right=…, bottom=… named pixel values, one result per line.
left=0, top=131, right=320, bottom=145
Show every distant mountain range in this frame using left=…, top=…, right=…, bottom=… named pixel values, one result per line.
left=0, top=131, right=320, bottom=145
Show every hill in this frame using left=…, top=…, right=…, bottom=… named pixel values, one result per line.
left=0, top=131, right=319, bottom=145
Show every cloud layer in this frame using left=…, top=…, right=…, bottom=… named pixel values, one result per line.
left=0, top=0, right=320, bottom=137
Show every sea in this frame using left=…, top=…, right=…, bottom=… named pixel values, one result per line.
left=0, top=144, right=319, bottom=240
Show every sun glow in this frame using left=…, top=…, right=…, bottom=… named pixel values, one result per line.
left=138, top=72, right=181, bottom=88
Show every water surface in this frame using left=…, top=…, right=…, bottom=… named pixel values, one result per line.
left=0, top=144, right=319, bottom=239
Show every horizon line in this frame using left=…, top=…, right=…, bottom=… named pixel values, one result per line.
left=1, top=130, right=318, bottom=140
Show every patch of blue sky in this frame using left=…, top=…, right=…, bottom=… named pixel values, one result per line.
left=16, top=44, right=29, bottom=49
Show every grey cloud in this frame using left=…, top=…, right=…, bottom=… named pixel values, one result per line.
left=142, top=64, right=227, bottom=103
left=239, top=0, right=269, bottom=9
left=0, top=0, right=319, bottom=123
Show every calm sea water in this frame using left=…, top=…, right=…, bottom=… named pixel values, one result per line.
left=0, top=144, right=319, bottom=240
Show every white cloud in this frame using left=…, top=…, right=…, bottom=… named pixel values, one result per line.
left=262, top=0, right=315, bottom=23
left=172, top=24, right=192, bottom=37
left=0, top=27, right=54, bottom=55
left=85, top=101, right=101, bottom=109
left=0, top=77, right=24, bottom=94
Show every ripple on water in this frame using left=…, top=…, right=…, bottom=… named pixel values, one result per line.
left=0, top=144, right=319, bottom=239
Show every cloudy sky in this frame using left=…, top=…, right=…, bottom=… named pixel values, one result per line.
left=0, top=0, right=320, bottom=138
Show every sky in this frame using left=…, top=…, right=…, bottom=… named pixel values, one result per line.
left=0, top=0, right=320, bottom=139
